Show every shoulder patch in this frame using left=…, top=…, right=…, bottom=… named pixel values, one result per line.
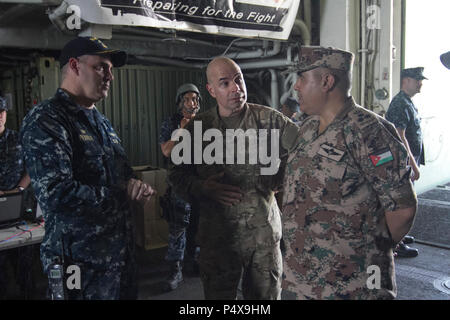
left=369, top=148, right=394, bottom=167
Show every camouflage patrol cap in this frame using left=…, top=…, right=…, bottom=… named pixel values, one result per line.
left=401, top=67, right=428, bottom=80
left=440, top=51, right=450, bottom=69
left=295, top=46, right=355, bottom=73
left=0, top=96, right=8, bottom=112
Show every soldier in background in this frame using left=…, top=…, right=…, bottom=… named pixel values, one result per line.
left=385, top=67, right=427, bottom=258
left=278, top=97, right=300, bottom=121
left=159, top=83, right=201, bottom=291
left=0, top=96, right=33, bottom=299
left=0, top=96, right=31, bottom=196
left=281, top=46, right=417, bottom=299
left=20, top=37, right=155, bottom=300
left=168, top=57, right=301, bottom=299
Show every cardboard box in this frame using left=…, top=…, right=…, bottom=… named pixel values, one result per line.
left=132, top=166, right=169, bottom=250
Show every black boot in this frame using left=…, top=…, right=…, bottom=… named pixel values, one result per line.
left=165, top=261, right=183, bottom=291
left=395, top=241, right=419, bottom=258
left=403, top=235, right=415, bottom=244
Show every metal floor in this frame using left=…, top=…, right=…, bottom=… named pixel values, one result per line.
left=4, top=185, right=449, bottom=300
left=137, top=183, right=450, bottom=301
left=136, top=243, right=449, bottom=300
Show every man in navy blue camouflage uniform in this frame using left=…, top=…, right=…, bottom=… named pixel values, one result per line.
left=19, top=37, right=155, bottom=300
left=386, top=67, right=427, bottom=258
left=0, top=96, right=32, bottom=299
left=159, top=83, right=201, bottom=291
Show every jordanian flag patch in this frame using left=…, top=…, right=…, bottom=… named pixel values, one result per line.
left=370, top=149, right=394, bottom=167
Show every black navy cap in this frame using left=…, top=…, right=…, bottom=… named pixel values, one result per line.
left=284, top=97, right=300, bottom=112
left=0, top=96, right=8, bottom=111
left=401, top=67, right=428, bottom=80
left=59, top=37, right=127, bottom=69
left=440, top=51, right=450, bottom=70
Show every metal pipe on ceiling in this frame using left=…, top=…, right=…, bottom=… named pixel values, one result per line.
left=117, top=27, right=233, bottom=50
left=293, top=19, right=311, bottom=46
left=269, top=69, right=279, bottom=108
left=0, top=0, right=60, bottom=3
left=360, top=0, right=367, bottom=107
left=239, top=58, right=295, bottom=70
left=134, top=55, right=205, bottom=69
left=224, top=41, right=281, bottom=60
left=0, top=4, right=37, bottom=26
left=303, top=0, right=312, bottom=34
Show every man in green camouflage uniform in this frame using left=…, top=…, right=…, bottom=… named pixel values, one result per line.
left=168, top=57, right=301, bottom=299
left=282, top=46, right=418, bottom=299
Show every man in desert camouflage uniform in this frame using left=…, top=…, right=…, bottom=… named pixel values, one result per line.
left=168, top=57, right=301, bottom=299
left=281, top=46, right=418, bottom=299
left=20, top=37, right=155, bottom=300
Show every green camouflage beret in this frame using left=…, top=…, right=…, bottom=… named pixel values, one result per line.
left=295, top=46, right=355, bottom=73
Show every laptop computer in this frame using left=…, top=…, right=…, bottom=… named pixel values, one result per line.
left=0, top=192, right=23, bottom=228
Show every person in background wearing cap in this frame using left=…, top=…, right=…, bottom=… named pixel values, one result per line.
left=440, top=51, right=450, bottom=70
left=385, top=67, right=427, bottom=258
left=19, top=37, right=155, bottom=300
left=168, top=57, right=301, bottom=299
left=279, top=97, right=300, bottom=121
left=159, top=83, right=201, bottom=291
left=0, top=96, right=33, bottom=299
left=281, top=46, right=417, bottom=299
left=0, top=96, right=31, bottom=196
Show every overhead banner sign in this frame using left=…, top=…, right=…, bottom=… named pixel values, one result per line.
left=66, top=0, right=301, bottom=40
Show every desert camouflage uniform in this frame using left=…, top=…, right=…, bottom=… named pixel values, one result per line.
left=386, top=91, right=424, bottom=165
left=0, top=128, right=25, bottom=191
left=168, top=103, right=301, bottom=299
left=20, top=88, right=137, bottom=300
left=282, top=97, right=417, bottom=300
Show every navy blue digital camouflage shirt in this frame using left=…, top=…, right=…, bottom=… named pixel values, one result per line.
left=386, top=91, right=424, bottom=165
left=0, top=128, right=25, bottom=191
left=20, top=88, right=135, bottom=273
left=159, top=112, right=184, bottom=145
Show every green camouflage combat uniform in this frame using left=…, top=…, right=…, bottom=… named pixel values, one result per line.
left=168, top=103, right=300, bottom=299
left=282, top=46, right=417, bottom=300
